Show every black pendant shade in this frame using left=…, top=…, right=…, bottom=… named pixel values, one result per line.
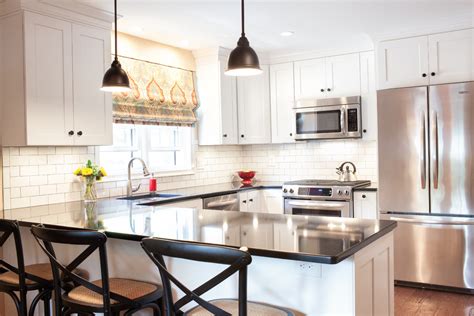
left=101, top=0, right=131, bottom=92
left=226, top=0, right=262, bottom=76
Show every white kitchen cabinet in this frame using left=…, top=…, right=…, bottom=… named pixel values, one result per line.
left=360, top=51, right=378, bottom=141
left=428, top=29, right=474, bottom=85
left=273, top=223, right=297, bottom=252
left=237, top=65, right=271, bottom=144
left=72, top=24, right=112, bottom=145
left=270, top=63, right=296, bottom=144
left=239, top=190, right=262, bottom=212
left=195, top=50, right=239, bottom=146
left=294, top=53, right=361, bottom=100
left=160, top=198, right=203, bottom=210
left=326, top=54, right=361, bottom=97
left=294, top=58, right=327, bottom=99
left=261, top=189, right=284, bottom=214
left=377, top=36, right=429, bottom=90
left=241, top=223, right=273, bottom=249
left=1, top=11, right=112, bottom=146
left=353, top=191, right=377, bottom=219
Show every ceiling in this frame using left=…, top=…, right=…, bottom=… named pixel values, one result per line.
left=77, top=0, right=473, bottom=57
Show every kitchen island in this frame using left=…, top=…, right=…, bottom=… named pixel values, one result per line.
left=4, top=199, right=396, bottom=315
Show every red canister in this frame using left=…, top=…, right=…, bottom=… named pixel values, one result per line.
left=149, top=178, right=157, bottom=192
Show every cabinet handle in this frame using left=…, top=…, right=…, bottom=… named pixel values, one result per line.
left=422, top=73, right=427, bottom=78
left=68, top=130, right=74, bottom=136
left=77, top=131, right=83, bottom=136
left=242, top=200, right=247, bottom=203
left=241, top=134, right=244, bottom=138
left=431, top=72, right=436, bottom=76
left=223, top=134, right=228, bottom=138
left=327, top=88, right=331, bottom=92
left=289, top=133, right=293, bottom=136
left=243, top=232, right=247, bottom=236
left=363, top=129, right=367, bottom=133
left=249, top=199, right=253, bottom=202
left=362, top=194, right=366, bottom=199
left=320, top=89, right=325, bottom=92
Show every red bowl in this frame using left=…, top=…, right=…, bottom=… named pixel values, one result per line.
left=238, top=171, right=256, bottom=185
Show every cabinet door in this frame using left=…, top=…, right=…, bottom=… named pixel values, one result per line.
left=72, top=25, right=112, bottom=145
left=377, top=36, right=429, bottom=89
left=247, top=190, right=262, bottom=212
left=428, top=29, right=474, bottom=85
left=219, top=60, right=239, bottom=144
left=294, top=58, right=327, bottom=99
left=360, top=51, right=378, bottom=141
left=326, top=53, right=361, bottom=97
left=237, top=65, right=271, bottom=144
left=24, top=12, right=74, bottom=145
left=261, top=189, right=284, bottom=214
left=354, top=191, right=377, bottom=219
left=270, top=63, right=296, bottom=144
left=241, top=223, right=273, bottom=248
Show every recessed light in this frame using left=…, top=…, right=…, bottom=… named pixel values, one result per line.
left=280, top=31, right=294, bottom=37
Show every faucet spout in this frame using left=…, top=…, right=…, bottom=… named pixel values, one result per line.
left=127, top=158, right=150, bottom=197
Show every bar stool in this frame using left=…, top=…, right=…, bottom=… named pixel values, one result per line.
left=141, top=238, right=295, bottom=316
left=30, top=225, right=163, bottom=316
left=0, top=219, right=53, bottom=316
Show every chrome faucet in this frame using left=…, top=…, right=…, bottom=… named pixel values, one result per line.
left=127, top=157, right=150, bottom=196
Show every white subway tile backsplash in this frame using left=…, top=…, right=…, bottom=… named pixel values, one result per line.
left=20, top=165, right=39, bottom=176
left=21, top=186, right=40, bottom=197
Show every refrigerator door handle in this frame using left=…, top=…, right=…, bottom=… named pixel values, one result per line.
left=420, top=112, right=427, bottom=189
left=432, top=111, right=439, bottom=189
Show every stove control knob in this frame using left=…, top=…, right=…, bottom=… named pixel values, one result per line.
left=345, top=190, right=350, bottom=196
left=289, top=189, right=294, bottom=194
left=283, top=188, right=288, bottom=193
left=337, top=189, right=343, bottom=195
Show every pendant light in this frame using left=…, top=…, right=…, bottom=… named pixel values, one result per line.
left=101, top=0, right=131, bottom=92
left=225, top=0, right=262, bottom=76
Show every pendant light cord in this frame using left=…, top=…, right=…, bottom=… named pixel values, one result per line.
left=114, top=0, right=118, bottom=61
left=241, top=0, right=245, bottom=37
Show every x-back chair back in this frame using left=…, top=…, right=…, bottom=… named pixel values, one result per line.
left=30, top=225, right=143, bottom=315
left=141, top=237, right=252, bottom=316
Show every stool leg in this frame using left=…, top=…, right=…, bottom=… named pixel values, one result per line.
left=43, top=290, right=52, bottom=316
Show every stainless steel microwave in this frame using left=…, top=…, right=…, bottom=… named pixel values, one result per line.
left=295, top=96, right=362, bottom=140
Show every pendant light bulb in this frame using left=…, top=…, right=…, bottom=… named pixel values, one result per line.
left=101, top=0, right=131, bottom=92
left=225, top=0, right=262, bottom=76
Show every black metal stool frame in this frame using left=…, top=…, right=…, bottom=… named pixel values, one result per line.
left=31, top=225, right=162, bottom=316
left=0, top=220, right=53, bottom=316
left=141, top=237, right=253, bottom=316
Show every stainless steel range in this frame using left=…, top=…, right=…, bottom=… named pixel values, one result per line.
left=282, top=180, right=371, bottom=218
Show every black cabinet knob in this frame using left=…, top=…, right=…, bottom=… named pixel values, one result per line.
left=68, top=130, right=74, bottom=136
left=431, top=72, right=436, bottom=76
left=77, top=131, right=83, bottom=136
left=320, top=89, right=325, bottom=92
left=363, top=129, right=367, bottom=133
left=289, top=133, right=293, bottom=136
left=241, top=134, right=244, bottom=138
left=422, top=73, right=427, bottom=77
left=249, top=199, right=253, bottom=202
left=242, top=200, right=247, bottom=203
left=362, top=194, right=367, bottom=199
left=223, top=134, right=228, bottom=138
left=327, top=88, right=331, bottom=92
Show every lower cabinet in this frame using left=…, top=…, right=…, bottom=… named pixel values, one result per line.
left=239, top=190, right=261, bottom=212
left=353, top=191, right=377, bottom=219
left=239, top=189, right=284, bottom=213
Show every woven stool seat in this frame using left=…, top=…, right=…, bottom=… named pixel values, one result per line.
left=66, top=278, right=161, bottom=306
left=185, top=299, right=294, bottom=316
left=0, top=263, right=52, bottom=285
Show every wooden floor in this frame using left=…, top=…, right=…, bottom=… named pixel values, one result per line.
left=395, top=286, right=474, bottom=316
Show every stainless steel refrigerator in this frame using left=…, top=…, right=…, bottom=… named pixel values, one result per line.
left=378, top=81, right=474, bottom=292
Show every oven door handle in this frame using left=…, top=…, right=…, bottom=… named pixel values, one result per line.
left=287, top=200, right=348, bottom=210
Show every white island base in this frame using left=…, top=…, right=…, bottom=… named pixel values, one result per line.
left=3, top=228, right=394, bottom=316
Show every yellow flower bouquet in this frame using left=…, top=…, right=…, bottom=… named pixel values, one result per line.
left=73, top=160, right=107, bottom=202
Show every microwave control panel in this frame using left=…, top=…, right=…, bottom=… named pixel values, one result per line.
left=347, top=109, right=359, bottom=132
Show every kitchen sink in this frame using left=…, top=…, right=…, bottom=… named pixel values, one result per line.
left=117, top=193, right=182, bottom=201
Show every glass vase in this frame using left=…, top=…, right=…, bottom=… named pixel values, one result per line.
left=83, top=177, right=98, bottom=202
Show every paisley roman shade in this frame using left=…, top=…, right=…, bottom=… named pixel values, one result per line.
left=112, top=56, right=198, bottom=126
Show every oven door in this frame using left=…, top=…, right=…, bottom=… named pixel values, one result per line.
left=284, top=199, right=351, bottom=217
left=295, top=105, right=345, bottom=140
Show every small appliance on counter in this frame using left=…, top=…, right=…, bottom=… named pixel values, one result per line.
left=282, top=179, right=370, bottom=218
left=237, top=170, right=256, bottom=186
left=336, top=161, right=357, bottom=182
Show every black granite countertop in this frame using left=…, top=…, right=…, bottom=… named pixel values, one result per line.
left=17, top=198, right=396, bottom=265
left=353, top=182, right=378, bottom=192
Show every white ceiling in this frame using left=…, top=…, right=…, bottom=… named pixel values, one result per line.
left=78, top=0, right=473, bottom=57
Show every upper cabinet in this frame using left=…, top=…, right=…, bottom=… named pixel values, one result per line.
left=194, top=51, right=239, bottom=145
left=1, top=11, right=112, bottom=146
left=270, top=63, right=295, bottom=144
left=360, top=51, right=378, bottom=141
left=237, top=65, right=271, bottom=144
left=377, top=29, right=473, bottom=89
left=294, top=53, right=361, bottom=100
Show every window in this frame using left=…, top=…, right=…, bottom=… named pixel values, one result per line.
left=100, top=124, right=194, bottom=176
